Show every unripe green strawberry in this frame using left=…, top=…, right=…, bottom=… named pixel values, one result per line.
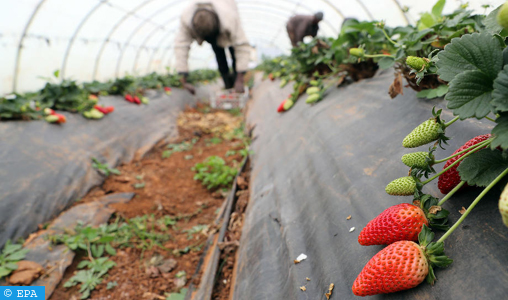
left=385, top=176, right=417, bottom=196
left=349, top=48, right=364, bottom=57
left=45, top=115, right=60, bottom=123
left=306, top=93, right=321, bottom=104
left=403, top=119, right=441, bottom=148
left=497, top=2, right=508, bottom=29
left=310, top=80, right=319, bottom=86
left=141, top=96, right=149, bottom=104
left=283, top=99, right=294, bottom=110
left=406, top=56, right=429, bottom=71
left=500, top=183, right=508, bottom=227
left=83, top=108, right=104, bottom=119
left=280, top=79, right=288, bottom=88
left=306, top=87, right=320, bottom=95
left=401, top=152, right=430, bottom=168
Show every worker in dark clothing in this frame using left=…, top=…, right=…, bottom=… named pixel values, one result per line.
left=286, top=12, right=324, bottom=47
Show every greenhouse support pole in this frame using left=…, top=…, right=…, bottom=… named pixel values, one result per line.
left=114, top=0, right=181, bottom=78
left=92, top=0, right=157, bottom=81
left=61, top=0, right=107, bottom=79
left=12, top=0, right=48, bottom=93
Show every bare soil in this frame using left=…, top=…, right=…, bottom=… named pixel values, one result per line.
left=49, top=104, right=246, bottom=300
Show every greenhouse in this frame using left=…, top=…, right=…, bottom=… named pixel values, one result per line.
left=1, top=0, right=507, bottom=299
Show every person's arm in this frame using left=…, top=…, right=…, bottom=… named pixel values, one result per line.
left=286, top=18, right=298, bottom=47
left=174, top=20, right=196, bottom=94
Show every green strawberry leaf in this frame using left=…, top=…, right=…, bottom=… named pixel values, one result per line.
left=436, top=32, right=503, bottom=82
left=431, top=0, right=445, bottom=19
left=418, top=224, right=434, bottom=247
left=445, top=70, right=494, bottom=119
left=483, top=5, right=504, bottom=35
left=492, top=66, right=508, bottom=113
left=416, top=85, right=449, bottom=99
left=377, top=56, right=395, bottom=70
left=457, top=149, right=508, bottom=186
left=0, top=267, right=12, bottom=278
left=491, top=113, right=508, bottom=150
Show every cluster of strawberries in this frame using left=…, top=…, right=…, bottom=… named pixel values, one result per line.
left=353, top=111, right=497, bottom=296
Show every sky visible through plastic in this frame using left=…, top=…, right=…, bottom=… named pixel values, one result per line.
left=0, top=0, right=504, bottom=94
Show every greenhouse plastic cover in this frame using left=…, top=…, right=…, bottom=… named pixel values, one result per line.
left=0, top=0, right=504, bottom=95
left=236, top=72, right=508, bottom=299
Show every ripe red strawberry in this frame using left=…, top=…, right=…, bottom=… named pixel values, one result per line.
left=133, top=96, right=141, bottom=105
left=125, top=94, right=134, bottom=102
left=54, top=113, right=66, bottom=123
left=353, top=226, right=452, bottom=296
left=94, top=105, right=108, bottom=114
left=358, top=203, right=428, bottom=246
left=353, top=241, right=428, bottom=296
left=164, top=87, right=171, bottom=92
left=268, top=73, right=275, bottom=81
left=438, top=134, right=491, bottom=194
left=94, top=105, right=114, bottom=115
left=277, top=100, right=287, bottom=113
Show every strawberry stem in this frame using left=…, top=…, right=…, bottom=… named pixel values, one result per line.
left=364, top=54, right=395, bottom=58
left=422, top=140, right=492, bottom=185
left=485, top=116, right=496, bottom=123
left=444, top=116, right=460, bottom=127
left=437, top=181, right=466, bottom=206
left=381, top=28, right=400, bottom=47
left=437, top=167, right=508, bottom=244
left=433, top=138, right=493, bottom=164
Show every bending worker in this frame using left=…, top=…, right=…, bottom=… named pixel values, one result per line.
left=175, top=0, right=250, bottom=94
left=286, top=12, right=324, bottom=47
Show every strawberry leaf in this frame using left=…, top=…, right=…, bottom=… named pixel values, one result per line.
left=445, top=70, right=494, bottom=119
left=491, top=113, right=508, bottom=150
left=457, top=149, right=508, bottom=186
left=483, top=5, right=504, bottom=35
left=436, top=32, right=503, bottom=82
left=492, top=66, right=508, bottom=113
left=377, top=57, right=395, bottom=70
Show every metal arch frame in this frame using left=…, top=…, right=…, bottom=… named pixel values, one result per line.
left=237, top=5, right=338, bottom=37
left=61, top=0, right=108, bottom=79
left=145, top=29, right=177, bottom=74
left=145, top=6, right=303, bottom=75
left=92, top=0, right=158, bottom=80
left=130, top=17, right=180, bottom=75
left=237, top=3, right=339, bottom=36
left=236, top=0, right=339, bottom=35
left=356, top=0, right=375, bottom=20
left=12, top=0, right=48, bottom=92
left=114, top=0, right=183, bottom=78
left=391, top=0, right=410, bottom=25
left=148, top=30, right=178, bottom=74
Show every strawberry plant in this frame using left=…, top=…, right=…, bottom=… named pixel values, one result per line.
left=0, top=240, right=29, bottom=279
left=91, top=157, right=121, bottom=177
left=50, top=214, right=176, bottom=299
left=192, top=156, right=238, bottom=190
left=0, top=94, right=41, bottom=120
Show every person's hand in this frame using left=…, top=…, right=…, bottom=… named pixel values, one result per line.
left=180, top=75, right=196, bottom=95
left=183, top=83, right=196, bottom=95
left=234, top=73, right=245, bottom=94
